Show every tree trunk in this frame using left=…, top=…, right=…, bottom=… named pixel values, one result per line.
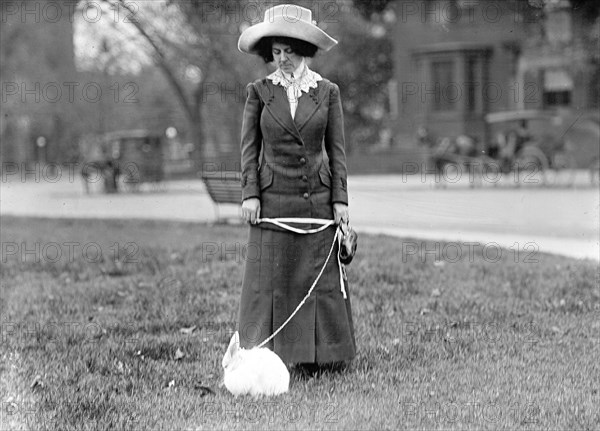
left=188, top=110, right=204, bottom=176
left=189, top=79, right=208, bottom=175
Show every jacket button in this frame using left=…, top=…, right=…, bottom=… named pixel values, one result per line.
left=301, top=175, right=308, bottom=182
left=300, top=157, right=306, bottom=164
left=303, top=192, right=309, bottom=199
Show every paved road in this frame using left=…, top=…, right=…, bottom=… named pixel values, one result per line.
left=1, top=174, right=598, bottom=260
left=348, top=176, right=599, bottom=260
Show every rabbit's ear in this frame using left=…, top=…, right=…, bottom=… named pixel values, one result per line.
left=222, top=331, right=239, bottom=367
left=227, top=331, right=240, bottom=356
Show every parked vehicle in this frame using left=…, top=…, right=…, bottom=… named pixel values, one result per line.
left=485, top=109, right=600, bottom=186
left=421, top=109, right=599, bottom=187
left=79, top=130, right=165, bottom=193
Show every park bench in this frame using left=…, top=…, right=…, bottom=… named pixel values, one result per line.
left=201, top=171, right=242, bottom=222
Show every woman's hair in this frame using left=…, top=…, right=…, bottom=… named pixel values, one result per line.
left=254, top=36, right=318, bottom=63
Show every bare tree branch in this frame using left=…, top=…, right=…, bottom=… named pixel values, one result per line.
left=97, top=0, right=196, bottom=124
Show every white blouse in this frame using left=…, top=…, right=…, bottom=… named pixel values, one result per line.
left=267, top=60, right=323, bottom=119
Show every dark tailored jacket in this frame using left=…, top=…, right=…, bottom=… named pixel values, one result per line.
left=240, top=77, right=348, bottom=227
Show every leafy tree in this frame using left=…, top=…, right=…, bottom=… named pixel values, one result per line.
left=77, top=0, right=397, bottom=161
left=352, top=0, right=395, bottom=18
left=1, top=0, right=81, bottom=163
left=318, top=2, right=394, bottom=152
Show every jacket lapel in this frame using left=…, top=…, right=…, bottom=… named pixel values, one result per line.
left=263, top=84, right=302, bottom=141
left=294, top=83, right=328, bottom=132
left=258, top=80, right=329, bottom=143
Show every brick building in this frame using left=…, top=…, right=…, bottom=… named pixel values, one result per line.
left=389, top=0, right=599, bottom=150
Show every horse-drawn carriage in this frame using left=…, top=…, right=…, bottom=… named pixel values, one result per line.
left=79, top=130, right=165, bottom=193
left=424, top=109, right=600, bottom=187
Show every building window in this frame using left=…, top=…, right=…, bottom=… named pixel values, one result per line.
left=543, top=91, right=571, bottom=107
left=414, top=45, right=491, bottom=114
left=543, top=69, right=572, bottom=108
left=431, top=60, right=456, bottom=111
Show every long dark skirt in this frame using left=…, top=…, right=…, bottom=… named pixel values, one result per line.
left=237, top=224, right=356, bottom=364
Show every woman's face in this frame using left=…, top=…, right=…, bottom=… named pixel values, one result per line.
left=272, top=42, right=303, bottom=75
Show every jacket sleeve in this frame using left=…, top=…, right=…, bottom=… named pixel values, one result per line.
left=324, top=82, right=349, bottom=205
left=240, top=82, right=263, bottom=202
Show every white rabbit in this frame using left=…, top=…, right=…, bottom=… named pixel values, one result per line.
left=222, top=331, right=290, bottom=397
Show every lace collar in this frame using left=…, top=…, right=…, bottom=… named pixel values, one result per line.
left=267, top=64, right=323, bottom=94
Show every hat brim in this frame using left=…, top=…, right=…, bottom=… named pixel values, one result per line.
left=238, top=19, right=338, bottom=54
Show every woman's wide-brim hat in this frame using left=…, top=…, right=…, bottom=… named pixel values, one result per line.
left=238, top=4, right=338, bottom=54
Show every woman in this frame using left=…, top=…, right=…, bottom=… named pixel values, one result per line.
left=236, top=4, right=356, bottom=371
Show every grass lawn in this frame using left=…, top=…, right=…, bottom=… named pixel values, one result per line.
left=1, top=216, right=598, bottom=430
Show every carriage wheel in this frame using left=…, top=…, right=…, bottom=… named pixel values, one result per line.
left=513, top=146, right=549, bottom=187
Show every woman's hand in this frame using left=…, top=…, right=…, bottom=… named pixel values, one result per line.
left=241, top=198, right=261, bottom=224
left=333, top=202, right=349, bottom=225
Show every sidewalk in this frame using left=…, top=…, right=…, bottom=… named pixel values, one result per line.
left=1, top=174, right=598, bottom=260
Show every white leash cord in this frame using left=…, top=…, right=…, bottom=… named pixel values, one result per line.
left=255, top=218, right=346, bottom=349
left=256, top=217, right=335, bottom=234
